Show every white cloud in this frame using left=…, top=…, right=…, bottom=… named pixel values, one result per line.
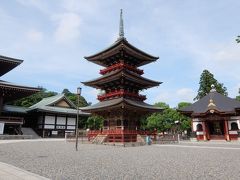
left=16, top=0, right=49, bottom=14
left=26, top=29, right=43, bottom=42
left=52, top=13, right=82, bottom=43
left=153, top=88, right=195, bottom=108
left=176, top=88, right=195, bottom=102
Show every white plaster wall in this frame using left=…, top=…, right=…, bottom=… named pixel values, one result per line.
left=67, top=118, right=76, bottom=125
left=45, top=116, right=55, bottom=124
left=192, top=118, right=199, bottom=122
left=229, top=131, right=238, bottom=135
left=192, top=121, right=202, bottom=131
left=67, top=126, right=75, bottom=130
left=44, top=125, right=54, bottom=129
left=228, top=119, right=239, bottom=130
left=57, top=116, right=66, bottom=125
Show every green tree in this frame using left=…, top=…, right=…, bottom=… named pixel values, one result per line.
left=86, top=115, right=104, bottom=130
left=194, top=69, right=228, bottom=100
left=11, top=88, right=57, bottom=107
left=178, top=102, right=192, bottom=109
left=236, top=89, right=240, bottom=101
left=236, top=36, right=240, bottom=43
left=61, top=89, right=89, bottom=107
left=154, top=102, right=170, bottom=109
left=177, top=102, right=192, bottom=132
left=146, top=102, right=192, bottom=133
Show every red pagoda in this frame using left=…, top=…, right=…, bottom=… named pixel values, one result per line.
left=82, top=10, right=162, bottom=144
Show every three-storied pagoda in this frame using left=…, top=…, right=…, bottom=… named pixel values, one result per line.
left=81, top=10, right=162, bottom=143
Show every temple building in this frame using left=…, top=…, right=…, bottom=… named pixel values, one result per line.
left=27, top=94, right=89, bottom=138
left=81, top=10, right=162, bottom=144
left=0, top=55, right=40, bottom=135
left=179, top=86, right=240, bottom=141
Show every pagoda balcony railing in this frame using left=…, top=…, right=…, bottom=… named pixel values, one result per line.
left=88, top=129, right=157, bottom=136
left=100, top=62, right=144, bottom=75
left=0, top=116, right=24, bottom=124
left=97, top=90, right=146, bottom=101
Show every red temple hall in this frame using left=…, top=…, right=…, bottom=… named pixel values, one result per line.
left=179, top=86, right=240, bottom=141
left=82, top=10, right=162, bottom=144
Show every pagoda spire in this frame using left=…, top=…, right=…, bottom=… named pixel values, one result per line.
left=119, top=9, right=124, bottom=38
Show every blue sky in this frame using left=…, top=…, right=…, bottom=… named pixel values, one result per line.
left=0, top=0, right=239, bottom=107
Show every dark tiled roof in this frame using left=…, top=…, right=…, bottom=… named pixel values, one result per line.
left=82, top=69, right=161, bottom=89
left=84, top=38, right=159, bottom=67
left=179, top=91, right=240, bottom=114
left=0, top=55, right=23, bottom=77
left=3, top=105, right=28, bottom=114
left=80, top=97, right=163, bottom=112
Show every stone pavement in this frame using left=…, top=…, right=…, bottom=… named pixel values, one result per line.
left=0, top=162, right=50, bottom=180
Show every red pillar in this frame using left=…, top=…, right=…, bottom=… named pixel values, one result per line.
left=202, top=121, right=207, bottom=141
left=224, top=119, right=230, bottom=141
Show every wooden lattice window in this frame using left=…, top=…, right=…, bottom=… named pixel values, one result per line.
left=117, top=119, right=122, bottom=126
left=231, top=122, right=238, bottom=130
left=196, top=124, right=203, bottom=131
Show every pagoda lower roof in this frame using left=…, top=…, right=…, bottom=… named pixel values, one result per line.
left=0, top=55, right=23, bottom=77
left=80, top=97, right=163, bottom=113
left=84, top=38, right=159, bottom=67
left=0, top=80, right=41, bottom=102
left=82, top=69, right=161, bottom=89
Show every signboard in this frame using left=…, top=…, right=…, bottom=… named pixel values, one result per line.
left=52, top=131, right=58, bottom=135
left=0, top=122, right=5, bottom=135
left=56, top=125, right=65, bottom=129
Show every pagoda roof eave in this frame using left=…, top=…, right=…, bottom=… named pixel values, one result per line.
left=80, top=97, right=163, bottom=113
left=84, top=38, right=159, bottom=67
left=82, top=69, right=161, bottom=89
left=0, top=55, right=23, bottom=77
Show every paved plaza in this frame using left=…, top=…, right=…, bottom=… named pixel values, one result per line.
left=0, top=140, right=240, bottom=180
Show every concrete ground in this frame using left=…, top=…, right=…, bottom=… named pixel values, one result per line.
left=0, top=140, right=240, bottom=180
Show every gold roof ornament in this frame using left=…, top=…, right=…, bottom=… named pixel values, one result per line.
left=208, top=99, right=217, bottom=113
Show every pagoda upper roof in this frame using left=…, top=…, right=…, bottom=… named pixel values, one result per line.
left=0, top=55, right=23, bottom=77
left=80, top=97, right=163, bottom=113
left=179, top=90, right=240, bottom=116
left=84, top=37, right=159, bottom=67
left=82, top=69, right=161, bottom=89
left=0, top=80, right=41, bottom=102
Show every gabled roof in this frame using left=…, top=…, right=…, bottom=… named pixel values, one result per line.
left=82, top=69, right=161, bottom=89
left=84, top=38, right=159, bottom=67
left=28, top=94, right=90, bottom=116
left=0, top=55, right=23, bottom=77
left=80, top=97, right=163, bottom=113
left=179, top=91, right=240, bottom=116
left=0, top=80, right=41, bottom=102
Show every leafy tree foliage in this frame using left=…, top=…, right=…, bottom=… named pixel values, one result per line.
left=61, top=89, right=88, bottom=107
left=236, top=36, right=240, bottom=43
left=10, top=88, right=57, bottom=107
left=194, top=70, right=228, bottom=100
left=10, top=88, right=89, bottom=108
left=236, top=96, right=240, bottom=101
left=86, top=115, right=104, bottom=130
left=177, top=102, right=192, bottom=131
left=178, top=102, right=192, bottom=109
left=145, top=102, right=192, bottom=133
left=236, top=89, right=240, bottom=101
